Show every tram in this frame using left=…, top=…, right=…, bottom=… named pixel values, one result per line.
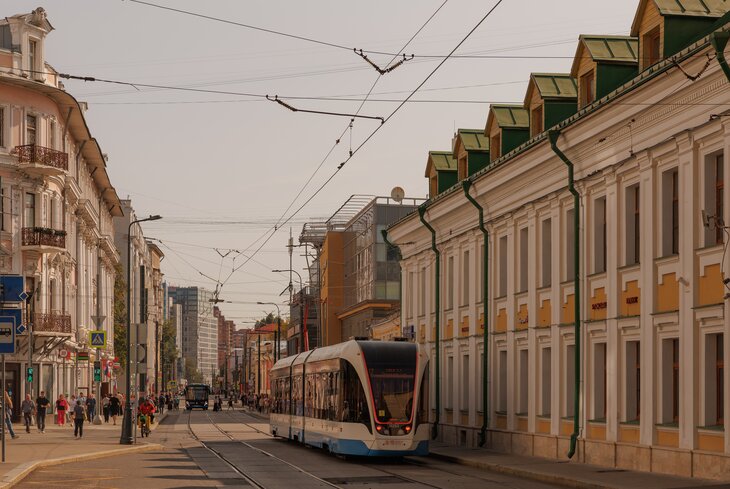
left=185, top=383, right=211, bottom=410
left=270, top=339, right=429, bottom=457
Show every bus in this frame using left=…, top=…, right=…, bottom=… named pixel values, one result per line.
left=185, top=383, right=211, bottom=410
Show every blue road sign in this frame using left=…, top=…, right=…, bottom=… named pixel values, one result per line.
left=15, top=324, right=26, bottom=335
left=0, top=276, right=25, bottom=303
left=0, top=309, right=22, bottom=335
left=0, top=316, right=15, bottom=354
left=89, top=331, right=106, bottom=348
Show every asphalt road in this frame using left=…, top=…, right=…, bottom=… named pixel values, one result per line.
left=15, top=409, right=563, bottom=489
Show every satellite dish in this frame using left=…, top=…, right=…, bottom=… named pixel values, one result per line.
left=390, top=186, right=405, bottom=203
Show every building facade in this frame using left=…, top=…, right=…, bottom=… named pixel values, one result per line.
left=0, top=8, right=122, bottom=416
left=389, top=2, right=730, bottom=479
left=168, top=286, right=217, bottom=385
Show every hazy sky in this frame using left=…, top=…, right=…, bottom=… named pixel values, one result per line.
left=5, top=0, right=640, bottom=325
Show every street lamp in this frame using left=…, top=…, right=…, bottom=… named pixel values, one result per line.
left=256, top=302, right=281, bottom=362
left=272, top=269, right=303, bottom=352
left=120, top=214, right=161, bottom=445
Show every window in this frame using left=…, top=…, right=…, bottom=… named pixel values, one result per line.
left=446, top=255, right=454, bottom=310
left=419, top=267, right=425, bottom=316
left=566, top=209, right=575, bottom=280
left=705, top=334, right=724, bottom=427
left=661, top=338, right=680, bottom=423
left=580, top=70, right=595, bottom=107
left=518, top=349, right=528, bottom=414
left=594, top=343, right=607, bottom=420
left=462, top=250, right=470, bottom=306
left=478, top=351, right=484, bottom=411
left=0, top=107, right=4, bottom=147
left=26, top=114, right=37, bottom=145
left=626, top=341, right=641, bottom=421
left=445, top=355, right=453, bottom=409
left=28, top=39, right=37, bottom=72
left=519, top=227, right=528, bottom=292
left=498, top=350, right=507, bottom=412
left=661, top=168, right=679, bottom=256
left=594, top=197, right=607, bottom=273
left=542, top=219, right=552, bottom=287
left=704, top=153, right=724, bottom=246
left=407, top=271, right=414, bottom=318
left=49, top=120, right=56, bottom=149
left=478, top=244, right=485, bottom=302
left=461, top=354, right=469, bottom=410
left=626, top=184, right=640, bottom=265
left=531, top=104, right=544, bottom=137
left=566, top=345, right=575, bottom=417
left=491, top=133, right=501, bottom=162
left=24, top=193, right=35, bottom=228
left=541, top=347, right=551, bottom=416
left=498, top=236, right=508, bottom=297
left=642, top=27, right=661, bottom=68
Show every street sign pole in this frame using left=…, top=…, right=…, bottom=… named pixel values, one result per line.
left=90, top=318, right=106, bottom=426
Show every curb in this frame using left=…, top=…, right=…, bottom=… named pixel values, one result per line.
left=0, top=442, right=164, bottom=488
left=429, top=451, right=612, bottom=489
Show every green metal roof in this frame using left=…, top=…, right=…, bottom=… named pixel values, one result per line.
left=425, top=151, right=456, bottom=177
left=490, top=105, right=529, bottom=129
left=631, top=0, right=730, bottom=35
left=530, top=73, right=578, bottom=99
left=456, top=129, right=489, bottom=152
left=580, top=35, right=638, bottom=63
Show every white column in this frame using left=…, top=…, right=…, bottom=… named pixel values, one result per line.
left=526, top=206, right=538, bottom=433
left=550, top=202, right=561, bottom=436
left=505, top=226, right=515, bottom=430
left=604, top=171, right=619, bottom=442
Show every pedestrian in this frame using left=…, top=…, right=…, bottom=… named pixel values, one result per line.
left=102, top=394, right=110, bottom=423
left=56, top=394, right=68, bottom=426
left=86, top=394, right=96, bottom=423
left=227, top=396, right=234, bottom=411
left=66, top=395, right=76, bottom=425
left=21, top=394, right=35, bottom=434
left=158, top=393, right=165, bottom=415
left=109, top=394, right=120, bottom=425
left=36, top=390, right=49, bottom=433
left=73, top=400, right=84, bottom=438
left=3, top=390, right=18, bottom=439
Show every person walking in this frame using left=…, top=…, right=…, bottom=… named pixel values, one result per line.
left=86, top=394, right=96, bottom=423
left=36, top=391, right=49, bottom=433
left=227, top=396, right=234, bottom=411
left=102, top=394, right=110, bottom=423
left=66, top=395, right=76, bottom=425
left=73, top=400, right=85, bottom=438
left=109, top=393, right=120, bottom=425
left=21, top=394, right=35, bottom=434
left=3, top=390, right=18, bottom=439
left=56, top=394, right=68, bottom=427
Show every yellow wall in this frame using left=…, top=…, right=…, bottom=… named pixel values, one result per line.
left=574, top=43, right=598, bottom=108
left=496, top=307, right=507, bottom=332
left=698, top=264, right=724, bottom=306
left=620, top=280, right=641, bottom=317
left=445, top=318, right=453, bottom=339
left=637, top=0, right=663, bottom=71
left=538, top=299, right=551, bottom=327
left=321, top=232, right=345, bottom=345
left=516, top=303, right=528, bottom=330
left=459, top=315, right=469, bottom=337
left=589, top=287, right=607, bottom=321
left=698, top=432, right=724, bottom=452
left=562, top=293, right=575, bottom=324
left=657, top=272, right=679, bottom=312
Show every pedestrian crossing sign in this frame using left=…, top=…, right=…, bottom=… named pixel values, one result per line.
left=89, top=330, right=106, bottom=348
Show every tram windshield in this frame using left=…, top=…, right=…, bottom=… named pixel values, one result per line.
left=359, top=342, right=417, bottom=423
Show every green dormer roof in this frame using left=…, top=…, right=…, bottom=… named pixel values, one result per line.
left=490, top=105, right=529, bottom=129
left=530, top=73, right=578, bottom=100
left=456, top=129, right=489, bottom=152
left=424, top=151, right=456, bottom=177
left=579, top=35, right=638, bottom=64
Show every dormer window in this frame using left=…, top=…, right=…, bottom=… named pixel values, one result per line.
left=28, top=39, right=37, bottom=72
left=642, top=27, right=660, bottom=67
left=531, top=105, right=543, bottom=137
left=580, top=70, right=595, bottom=107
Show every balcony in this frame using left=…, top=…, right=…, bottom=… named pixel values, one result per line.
left=13, top=144, right=68, bottom=176
left=21, top=227, right=66, bottom=251
left=33, top=312, right=72, bottom=335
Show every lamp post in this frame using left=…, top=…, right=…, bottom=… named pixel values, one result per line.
left=256, top=302, right=281, bottom=362
left=272, top=269, right=303, bottom=352
left=120, top=214, right=161, bottom=445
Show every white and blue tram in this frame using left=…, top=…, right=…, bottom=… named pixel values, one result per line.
left=269, top=339, right=429, bottom=457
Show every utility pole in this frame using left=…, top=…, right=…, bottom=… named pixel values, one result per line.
left=288, top=229, right=293, bottom=355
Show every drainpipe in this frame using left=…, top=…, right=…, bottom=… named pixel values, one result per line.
left=418, top=206, right=440, bottom=440
left=381, top=230, right=402, bottom=303
left=462, top=180, right=489, bottom=447
left=711, top=31, right=730, bottom=81
left=548, top=129, right=581, bottom=459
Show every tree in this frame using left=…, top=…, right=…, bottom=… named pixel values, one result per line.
left=161, top=319, right=179, bottom=384
left=113, top=262, right=127, bottom=367
left=184, top=358, right=204, bottom=383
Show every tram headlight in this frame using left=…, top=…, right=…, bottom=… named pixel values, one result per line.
left=404, top=425, right=411, bottom=433
left=376, top=425, right=383, bottom=433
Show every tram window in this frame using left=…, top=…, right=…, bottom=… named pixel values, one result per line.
left=417, top=365, right=429, bottom=427
left=284, top=377, right=291, bottom=414
left=342, top=361, right=372, bottom=432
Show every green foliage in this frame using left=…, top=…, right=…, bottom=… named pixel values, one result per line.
left=113, top=262, right=127, bottom=367
left=184, top=358, right=204, bottom=383
left=161, top=319, right=178, bottom=382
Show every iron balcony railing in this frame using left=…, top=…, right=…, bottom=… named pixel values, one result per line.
left=33, top=312, right=72, bottom=334
left=13, top=144, right=69, bottom=171
left=22, top=227, right=66, bottom=248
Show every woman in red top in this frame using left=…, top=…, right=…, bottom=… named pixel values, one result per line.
left=56, top=394, right=68, bottom=426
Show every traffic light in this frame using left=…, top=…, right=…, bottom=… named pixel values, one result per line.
left=93, top=361, right=101, bottom=382
left=26, top=367, right=33, bottom=383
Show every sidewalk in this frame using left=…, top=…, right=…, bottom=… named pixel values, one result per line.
left=429, top=443, right=727, bottom=489
left=0, top=414, right=163, bottom=488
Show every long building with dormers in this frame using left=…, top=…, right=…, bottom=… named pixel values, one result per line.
left=388, top=1, right=730, bottom=480
left=0, top=8, right=123, bottom=416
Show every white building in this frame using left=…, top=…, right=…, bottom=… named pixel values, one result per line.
left=389, top=2, right=730, bottom=480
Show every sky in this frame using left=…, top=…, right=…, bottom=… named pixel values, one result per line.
left=5, top=0, right=640, bottom=326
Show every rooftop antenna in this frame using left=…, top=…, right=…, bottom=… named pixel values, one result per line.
left=390, top=186, right=405, bottom=204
